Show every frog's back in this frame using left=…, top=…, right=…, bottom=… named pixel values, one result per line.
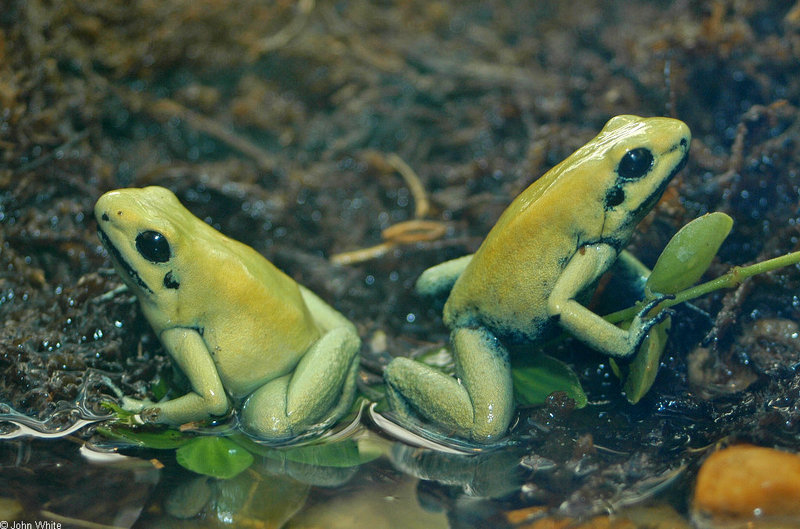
left=441, top=115, right=691, bottom=341
left=191, top=226, right=321, bottom=396
left=443, top=153, right=605, bottom=341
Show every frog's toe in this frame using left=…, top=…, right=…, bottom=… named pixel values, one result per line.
left=139, top=406, right=161, bottom=424
left=121, top=396, right=153, bottom=413
left=635, top=293, right=673, bottom=319
left=627, top=301, right=674, bottom=356
left=636, top=296, right=674, bottom=331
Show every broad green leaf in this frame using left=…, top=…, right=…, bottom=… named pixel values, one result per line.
left=213, top=470, right=310, bottom=525
left=234, top=434, right=381, bottom=469
left=163, top=476, right=213, bottom=519
left=263, top=439, right=380, bottom=468
left=646, top=212, right=733, bottom=295
left=176, top=437, right=254, bottom=479
left=511, top=353, right=587, bottom=408
left=97, top=425, right=190, bottom=449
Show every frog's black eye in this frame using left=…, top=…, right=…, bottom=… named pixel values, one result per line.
left=136, top=231, right=171, bottom=263
left=617, top=148, right=653, bottom=180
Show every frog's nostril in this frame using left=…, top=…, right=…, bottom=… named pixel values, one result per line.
left=680, top=137, right=688, bottom=148
left=101, top=212, right=110, bottom=221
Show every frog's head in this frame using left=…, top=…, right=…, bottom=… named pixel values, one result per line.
left=94, top=186, right=196, bottom=318
left=589, top=115, right=690, bottom=247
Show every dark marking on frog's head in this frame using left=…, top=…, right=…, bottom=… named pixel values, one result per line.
left=163, top=270, right=180, bottom=290
left=596, top=116, right=691, bottom=245
left=97, top=225, right=154, bottom=294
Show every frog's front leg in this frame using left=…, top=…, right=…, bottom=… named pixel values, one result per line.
left=139, top=327, right=231, bottom=424
left=548, top=243, right=668, bottom=358
left=240, top=325, right=360, bottom=441
left=384, top=327, right=515, bottom=443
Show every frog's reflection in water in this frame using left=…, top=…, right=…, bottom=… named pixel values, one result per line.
left=145, top=429, right=526, bottom=528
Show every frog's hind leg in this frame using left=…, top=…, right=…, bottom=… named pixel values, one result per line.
left=241, top=326, right=360, bottom=441
left=384, top=326, right=514, bottom=443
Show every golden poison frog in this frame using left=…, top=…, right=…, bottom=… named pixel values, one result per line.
left=95, top=186, right=360, bottom=441
left=384, top=115, right=690, bottom=443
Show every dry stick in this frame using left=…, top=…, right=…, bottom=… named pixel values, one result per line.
left=330, top=242, right=395, bottom=266
left=91, top=71, right=279, bottom=173
left=148, top=99, right=277, bottom=172
left=386, top=152, right=429, bottom=218
left=249, top=0, right=315, bottom=57
left=16, top=129, right=90, bottom=173
left=39, top=510, right=127, bottom=529
left=331, top=220, right=447, bottom=265
left=330, top=153, right=446, bottom=265
left=717, top=101, right=789, bottom=185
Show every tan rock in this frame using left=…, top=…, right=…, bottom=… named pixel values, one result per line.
left=505, top=504, right=687, bottom=529
left=694, top=444, right=800, bottom=517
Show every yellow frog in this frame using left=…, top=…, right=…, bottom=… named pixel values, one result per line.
left=95, top=186, right=361, bottom=441
left=384, top=115, right=691, bottom=443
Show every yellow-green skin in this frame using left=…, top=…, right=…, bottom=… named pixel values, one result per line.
left=95, top=186, right=360, bottom=441
left=385, top=115, right=691, bottom=443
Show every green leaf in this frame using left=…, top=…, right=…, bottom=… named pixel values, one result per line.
left=97, top=425, right=191, bottom=449
left=176, top=437, right=254, bottom=479
left=646, top=212, right=733, bottom=295
left=511, top=353, right=587, bottom=408
left=234, top=434, right=381, bottom=469
left=100, top=400, right=135, bottom=420
left=611, top=316, right=672, bottom=404
left=149, top=375, right=169, bottom=401
left=265, top=440, right=380, bottom=468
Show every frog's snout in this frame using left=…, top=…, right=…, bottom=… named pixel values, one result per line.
left=660, top=118, right=691, bottom=177
left=675, top=144, right=689, bottom=172
left=673, top=129, right=691, bottom=175
left=94, top=190, right=124, bottom=225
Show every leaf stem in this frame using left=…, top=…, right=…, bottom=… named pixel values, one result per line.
left=604, top=250, right=800, bottom=324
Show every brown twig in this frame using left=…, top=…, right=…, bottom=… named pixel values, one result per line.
left=330, top=153, right=448, bottom=265
left=87, top=70, right=279, bottom=173
left=248, top=0, right=315, bottom=58
left=331, top=220, right=447, bottom=265
left=147, top=98, right=277, bottom=172
left=385, top=153, right=430, bottom=218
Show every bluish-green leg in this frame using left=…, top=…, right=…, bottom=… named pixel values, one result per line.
left=384, top=326, right=514, bottom=443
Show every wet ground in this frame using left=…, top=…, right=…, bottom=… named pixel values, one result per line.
left=2, top=0, right=800, bottom=527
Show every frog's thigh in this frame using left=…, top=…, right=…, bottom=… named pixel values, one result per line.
left=286, top=326, right=360, bottom=419
left=384, top=327, right=514, bottom=442
left=548, top=243, right=634, bottom=358
left=150, top=327, right=230, bottom=424
left=384, top=356, right=474, bottom=433
left=242, top=326, right=360, bottom=439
